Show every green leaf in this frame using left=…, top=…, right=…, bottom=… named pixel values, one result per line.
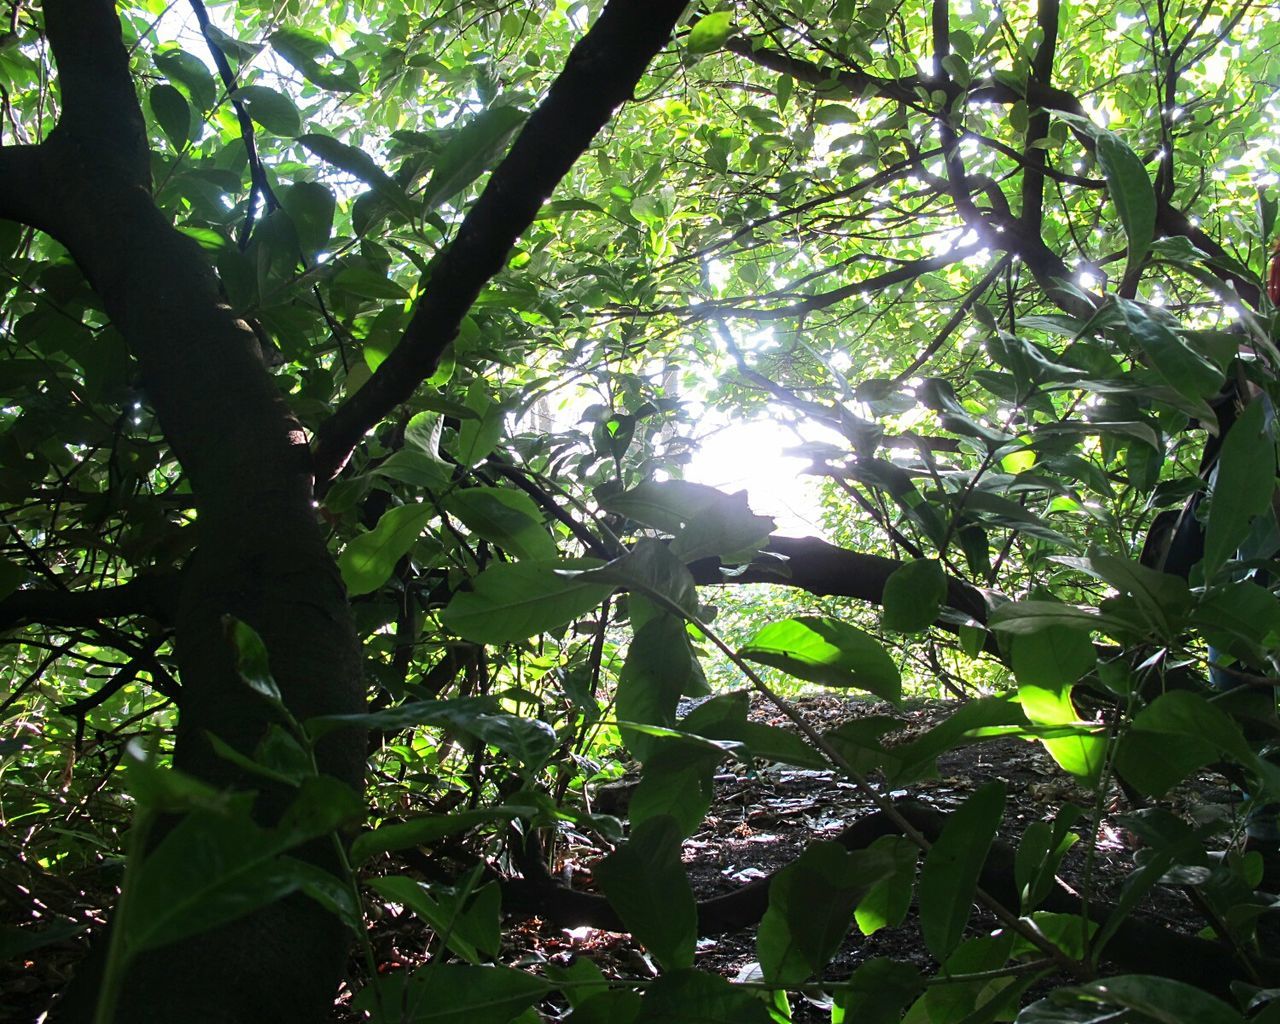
left=201, top=24, right=261, bottom=64
left=439, top=561, right=611, bottom=643
left=854, top=835, right=918, bottom=936
left=351, top=808, right=528, bottom=864
left=628, top=741, right=721, bottom=837
left=1204, top=399, right=1274, bottom=578
left=454, top=380, right=505, bottom=467
left=1115, top=690, right=1271, bottom=797
left=269, top=28, right=360, bottom=92
left=277, top=181, right=335, bottom=255
left=443, top=487, right=557, bottom=561
left=595, top=816, right=696, bottom=970
left=122, top=777, right=360, bottom=954
left=223, top=615, right=284, bottom=706
left=1038, top=976, right=1243, bottom=1024
left=1120, top=301, right=1223, bottom=400
left=369, top=877, right=499, bottom=962
left=740, top=616, right=901, bottom=702
left=422, top=106, right=528, bottom=209
left=599, top=478, right=774, bottom=562
left=586, top=539, right=699, bottom=616
left=918, top=780, right=1006, bottom=959
left=617, top=611, right=702, bottom=760
left=1014, top=805, right=1082, bottom=911
left=881, top=558, right=946, bottom=634
left=352, top=963, right=549, bottom=1024
left=635, top=969, right=772, bottom=1024
left=1056, top=113, right=1157, bottom=281
left=298, top=133, right=414, bottom=217
left=332, top=266, right=410, bottom=300
left=687, top=12, right=735, bottom=53
left=1011, top=624, right=1105, bottom=782
left=371, top=449, right=452, bottom=491
left=0, top=557, right=25, bottom=600
left=758, top=841, right=897, bottom=985
left=831, top=958, right=925, bottom=1024
left=989, top=599, right=1122, bottom=636
left=154, top=48, right=216, bottom=110
left=339, top=502, right=434, bottom=596
left=148, top=84, right=191, bottom=149
left=1096, top=131, right=1156, bottom=279
left=235, top=84, right=303, bottom=137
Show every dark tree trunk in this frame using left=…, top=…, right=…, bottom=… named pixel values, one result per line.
left=10, top=4, right=368, bottom=1020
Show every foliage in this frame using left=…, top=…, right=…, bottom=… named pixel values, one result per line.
left=2, top=0, right=1280, bottom=1022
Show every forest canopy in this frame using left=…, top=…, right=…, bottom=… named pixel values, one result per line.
left=2, top=0, right=1280, bottom=1022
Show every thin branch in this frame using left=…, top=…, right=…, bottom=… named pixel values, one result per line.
left=311, top=0, right=689, bottom=487
left=892, top=253, right=1012, bottom=383
left=187, top=0, right=277, bottom=247
left=689, top=243, right=982, bottom=322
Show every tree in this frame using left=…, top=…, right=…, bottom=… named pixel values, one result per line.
left=2, top=0, right=1279, bottom=1022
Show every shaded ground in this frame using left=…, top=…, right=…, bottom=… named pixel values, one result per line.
left=3, top=693, right=1244, bottom=1022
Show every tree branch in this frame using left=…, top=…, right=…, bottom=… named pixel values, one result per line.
left=689, top=244, right=982, bottom=322
left=689, top=534, right=991, bottom=627
left=0, top=576, right=179, bottom=633
left=0, top=144, right=54, bottom=233
left=311, top=0, right=688, bottom=487
left=41, top=0, right=149, bottom=188
left=1020, top=0, right=1061, bottom=231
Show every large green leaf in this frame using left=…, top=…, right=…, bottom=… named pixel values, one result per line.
left=235, top=84, right=303, bottom=137
left=443, top=486, right=557, bottom=561
left=298, top=133, right=414, bottom=217
left=881, top=558, right=947, bottom=634
left=599, top=479, right=773, bottom=562
left=352, top=963, right=549, bottom=1023
left=440, top=561, right=611, bottom=643
left=634, top=969, right=772, bottom=1024
left=595, top=816, right=696, bottom=971
left=758, top=841, right=897, bottom=985
left=154, top=47, right=216, bottom=110
left=339, top=502, right=434, bottom=596
left=687, top=12, right=735, bottom=53
left=740, top=616, right=901, bottom=702
left=1204, top=399, right=1275, bottom=578
left=148, top=84, right=191, bottom=149
left=918, top=780, right=1006, bottom=959
left=616, top=611, right=702, bottom=760
left=831, top=958, right=925, bottom=1024
left=422, top=106, right=528, bottom=209
left=121, top=777, right=362, bottom=954
left=1026, top=976, right=1243, bottom=1024
left=586, top=539, right=699, bottom=616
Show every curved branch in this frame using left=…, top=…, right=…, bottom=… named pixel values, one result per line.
left=689, top=534, right=991, bottom=627
left=311, top=0, right=689, bottom=487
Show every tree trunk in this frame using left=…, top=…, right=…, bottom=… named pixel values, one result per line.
left=19, top=3, right=368, bottom=1019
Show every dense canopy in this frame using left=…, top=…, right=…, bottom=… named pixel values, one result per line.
left=2, top=0, right=1280, bottom=1021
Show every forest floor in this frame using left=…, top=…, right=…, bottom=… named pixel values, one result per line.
left=5, top=693, right=1233, bottom=1023
left=335, top=692, right=1227, bottom=1022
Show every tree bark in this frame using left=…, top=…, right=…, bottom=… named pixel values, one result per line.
left=25, top=3, right=365, bottom=1020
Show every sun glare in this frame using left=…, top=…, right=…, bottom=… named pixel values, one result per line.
left=685, top=417, right=830, bottom=538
